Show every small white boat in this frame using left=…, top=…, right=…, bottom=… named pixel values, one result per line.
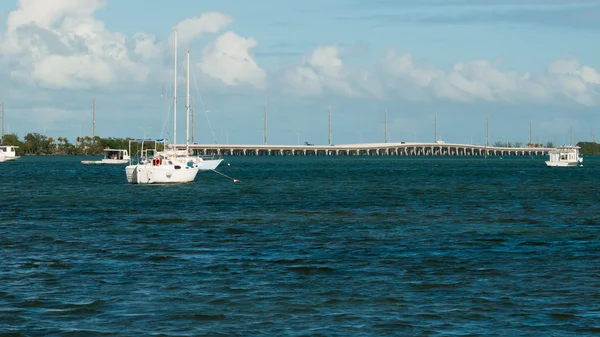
left=545, top=146, right=583, bottom=167
left=0, top=145, right=19, bottom=162
left=125, top=139, right=201, bottom=184
left=81, top=149, right=130, bottom=164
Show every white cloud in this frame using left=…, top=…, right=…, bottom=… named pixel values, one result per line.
left=283, top=46, right=356, bottom=97
left=5, top=0, right=105, bottom=32
left=0, top=0, right=148, bottom=89
left=1, top=1, right=599, bottom=109
left=198, top=31, right=266, bottom=89
left=173, top=12, right=233, bottom=45
left=0, top=2, right=261, bottom=92
left=132, top=33, right=160, bottom=60
left=283, top=45, right=600, bottom=106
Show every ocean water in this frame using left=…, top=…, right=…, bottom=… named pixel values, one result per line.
left=1, top=156, right=599, bottom=336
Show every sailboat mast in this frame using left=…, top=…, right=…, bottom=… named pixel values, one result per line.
left=1, top=100, right=4, bottom=144
left=186, top=50, right=190, bottom=150
left=191, top=98, right=195, bottom=143
left=173, top=29, right=178, bottom=145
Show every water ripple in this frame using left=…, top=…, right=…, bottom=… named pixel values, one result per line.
left=1, top=156, right=599, bottom=336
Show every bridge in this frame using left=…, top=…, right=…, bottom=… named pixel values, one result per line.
left=174, top=142, right=554, bottom=157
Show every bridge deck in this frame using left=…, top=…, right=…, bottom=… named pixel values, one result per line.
left=169, top=142, right=553, bottom=156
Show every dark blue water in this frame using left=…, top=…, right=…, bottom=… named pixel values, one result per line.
left=1, top=156, right=599, bottom=336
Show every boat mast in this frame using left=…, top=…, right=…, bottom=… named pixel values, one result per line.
left=186, top=50, right=190, bottom=152
left=173, top=29, right=178, bottom=146
left=191, top=98, right=195, bottom=144
left=1, top=100, right=4, bottom=144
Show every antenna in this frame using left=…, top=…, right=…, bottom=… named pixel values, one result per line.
left=263, top=102, right=267, bottom=145
left=173, top=29, right=178, bottom=145
left=328, top=106, right=332, bottom=145
left=384, top=109, right=388, bottom=143
left=92, top=96, right=96, bottom=142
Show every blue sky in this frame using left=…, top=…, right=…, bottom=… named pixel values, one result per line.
left=1, top=0, right=600, bottom=146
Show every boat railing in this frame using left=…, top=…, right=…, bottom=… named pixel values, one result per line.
left=199, top=154, right=222, bottom=160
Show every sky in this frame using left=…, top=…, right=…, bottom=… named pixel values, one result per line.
left=1, top=0, right=600, bottom=146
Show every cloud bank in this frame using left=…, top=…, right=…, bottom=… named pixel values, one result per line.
left=1, top=0, right=599, bottom=107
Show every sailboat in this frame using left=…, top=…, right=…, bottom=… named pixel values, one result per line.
left=125, top=29, right=221, bottom=184
left=158, top=29, right=222, bottom=171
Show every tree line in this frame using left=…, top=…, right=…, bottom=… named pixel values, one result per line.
left=577, top=142, right=600, bottom=156
left=1, top=133, right=132, bottom=155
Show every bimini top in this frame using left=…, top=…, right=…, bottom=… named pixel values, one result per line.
left=549, top=145, right=580, bottom=153
left=132, top=138, right=166, bottom=143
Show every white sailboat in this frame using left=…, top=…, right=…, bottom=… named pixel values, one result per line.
left=158, top=29, right=222, bottom=172
left=125, top=29, right=213, bottom=184
left=125, top=138, right=201, bottom=184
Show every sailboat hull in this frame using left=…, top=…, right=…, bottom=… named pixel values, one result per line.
left=126, top=164, right=200, bottom=184
left=198, top=159, right=223, bottom=171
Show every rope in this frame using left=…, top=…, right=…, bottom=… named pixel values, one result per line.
left=191, top=67, right=218, bottom=144
left=211, top=169, right=241, bottom=183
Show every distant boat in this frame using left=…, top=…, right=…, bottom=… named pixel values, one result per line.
left=81, top=148, right=130, bottom=165
left=0, top=145, right=19, bottom=162
left=545, top=146, right=583, bottom=167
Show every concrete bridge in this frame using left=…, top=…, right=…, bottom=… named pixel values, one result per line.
left=175, top=142, right=553, bottom=156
